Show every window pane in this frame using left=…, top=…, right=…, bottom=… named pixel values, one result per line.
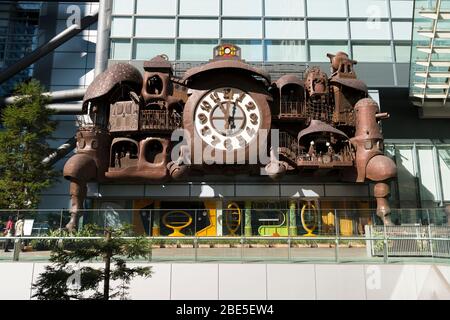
left=439, top=148, right=450, bottom=201
left=180, top=0, right=219, bottom=16
left=136, top=0, right=177, bottom=15
left=348, top=0, right=388, bottom=18
left=266, top=40, right=305, bottom=61
left=222, top=19, right=262, bottom=38
left=418, top=148, right=439, bottom=201
left=352, top=44, right=392, bottom=62
left=307, top=0, right=347, bottom=17
left=178, top=40, right=217, bottom=61
left=392, top=22, right=412, bottom=40
left=134, top=40, right=175, bottom=60
left=110, top=40, right=131, bottom=60
left=113, top=0, right=134, bottom=15
left=391, top=0, right=414, bottom=18
left=111, top=17, right=132, bottom=37
left=135, top=18, right=176, bottom=37
left=308, top=21, right=348, bottom=39
left=265, top=19, right=305, bottom=39
left=309, top=41, right=349, bottom=61
left=222, top=40, right=263, bottom=61
left=395, top=44, right=411, bottom=62
left=396, top=147, right=418, bottom=202
left=264, top=0, right=304, bottom=17
left=350, top=21, right=391, bottom=40
left=223, top=0, right=262, bottom=16
left=179, top=19, right=219, bottom=38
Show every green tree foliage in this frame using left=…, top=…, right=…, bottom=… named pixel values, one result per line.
left=32, top=225, right=152, bottom=300
left=0, top=80, right=57, bottom=209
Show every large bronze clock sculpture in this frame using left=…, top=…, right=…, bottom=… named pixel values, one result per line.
left=63, top=45, right=397, bottom=231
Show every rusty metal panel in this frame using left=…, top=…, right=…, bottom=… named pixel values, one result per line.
left=109, top=101, right=139, bottom=132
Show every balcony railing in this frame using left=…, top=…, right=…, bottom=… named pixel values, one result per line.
left=140, top=110, right=181, bottom=131
left=278, top=101, right=306, bottom=119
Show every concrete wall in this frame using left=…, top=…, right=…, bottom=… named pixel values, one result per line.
left=2, top=262, right=449, bottom=300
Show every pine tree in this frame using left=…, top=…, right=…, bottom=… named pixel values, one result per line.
left=32, top=225, right=153, bottom=300
left=0, top=79, right=57, bottom=209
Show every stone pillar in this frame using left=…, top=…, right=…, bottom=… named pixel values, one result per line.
left=289, top=200, right=297, bottom=236
left=152, top=200, right=161, bottom=236
left=244, top=201, right=252, bottom=236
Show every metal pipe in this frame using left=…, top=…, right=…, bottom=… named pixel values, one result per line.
left=45, top=102, right=83, bottom=114
left=42, top=137, right=77, bottom=166
left=1, top=88, right=86, bottom=106
left=95, top=0, right=113, bottom=76
left=0, top=12, right=98, bottom=85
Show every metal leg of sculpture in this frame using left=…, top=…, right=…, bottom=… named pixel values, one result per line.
left=374, top=182, right=393, bottom=226
left=66, top=180, right=87, bottom=232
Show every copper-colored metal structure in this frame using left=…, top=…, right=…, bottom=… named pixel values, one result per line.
left=63, top=45, right=397, bottom=230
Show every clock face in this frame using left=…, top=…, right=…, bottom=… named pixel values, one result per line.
left=194, top=87, right=261, bottom=151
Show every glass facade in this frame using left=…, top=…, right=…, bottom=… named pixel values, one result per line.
left=409, top=0, right=450, bottom=104
left=0, top=2, right=41, bottom=96
left=386, top=141, right=450, bottom=208
left=110, top=0, right=414, bottom=63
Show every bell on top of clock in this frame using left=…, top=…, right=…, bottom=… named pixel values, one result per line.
left=213, top=44, right=242, bottom=61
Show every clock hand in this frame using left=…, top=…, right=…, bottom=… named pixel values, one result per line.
left=229, top=102, right=237, bottom=130
left=224, top=100, right=231, bottom=130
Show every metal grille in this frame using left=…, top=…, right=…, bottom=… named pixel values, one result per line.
left=279, top=100, right=306, bottom=118
left=278, top=132, right=298, bottom=161
left=368, top=225, right=450, bottom=258
left=140, top=110, right=181, bottom=130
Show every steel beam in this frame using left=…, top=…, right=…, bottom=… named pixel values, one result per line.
left=42, top=137, right=77, bottom=167
left=95, top=0, right=112, bottom=76
left=1, top=88, right=86, bottom=106
left=0, top=12, right=98, bottom=85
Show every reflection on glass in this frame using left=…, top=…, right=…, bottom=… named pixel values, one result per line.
left=134, top=40, right=175, bottom=60
left=222, top=40, right=263, bottom=61
left=266, top=40, right=305, bottom=61
left=308, top=21, right=348, bottom=39
left=348, top=0, right=388, bottom=18
left=265, top=19, right=305, bottom=39
left=438, top=148, right=450, bottom=201
left=309, top=41, right=349, bottom=61
left=135, top=18, right=176, bottom=38
left=264, top=0, right=304, bottom=17
left=350, top=21, right=391, bottom=40
left=136, top=0, right=177, bottom=15
left=112, top=0, right=134, bottom=15
left=179, top=0, right=219, bottom=16
left=222, top=0, right=262, bottom=17
left=110, top=40, right=131, bottom=60
left=395, top=44, right=411, bottom=62
left=177, top=40, right=218, bottom=61
left=222, top=19, right=262, bottom=39
left=307, top=0, right=347, bottom=17
left=178, top=19, right=219, bottom=38
left=352, top=44, right=392, bottom=62
left=111, top=17, right=132, bottom=37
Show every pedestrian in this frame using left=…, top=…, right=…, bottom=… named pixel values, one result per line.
left=3, top=216, right=14, bottom=252
left=15, top=215, right=24, bottom=237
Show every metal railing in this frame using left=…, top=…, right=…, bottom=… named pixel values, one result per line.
left=140, top=110, right=181, bottom=130
left=0, top=208, right=448, bottom=263
left=0, top=233, right=448, bottom=263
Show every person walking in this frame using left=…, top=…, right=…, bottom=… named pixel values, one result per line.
left=14, top=216, right=24, bottom=238
left=3, top=216, right=14, bottom=252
